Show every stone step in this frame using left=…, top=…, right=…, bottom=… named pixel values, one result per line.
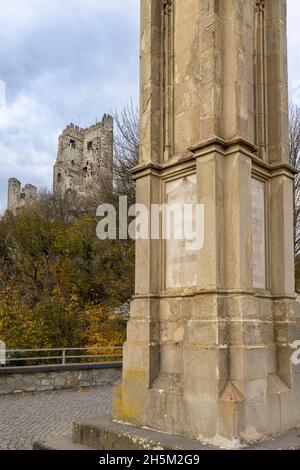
left=72, top=416, right=300, bottom=451
left=33, top=435, right=93, bottom=451
left=33, top=417, right=300, bottom=450
left=72, top=415, right=217, bottom=450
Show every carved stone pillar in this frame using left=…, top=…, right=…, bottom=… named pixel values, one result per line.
left=113, top=0, right=300, bottom=446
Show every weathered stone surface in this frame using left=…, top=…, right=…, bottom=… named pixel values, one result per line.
left=53, top=114, right=113, bottom=199
left=35, top=415, right=300, bottom=450
left=72, top=415, right=217, bottom=450
left=251, top=178, right=266, bottom=289
left=7, top=178, right=38, bottom=213
left=165, top=175, right=198, bottom=289
left=113, top=0, right=300, bottom=447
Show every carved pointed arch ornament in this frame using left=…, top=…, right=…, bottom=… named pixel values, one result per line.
left=254, top=0, right=268, bottom=160
left=162, top=0, right=174, bottom=161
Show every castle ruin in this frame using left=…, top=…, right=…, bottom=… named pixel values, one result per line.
left=53, top=114, right=113, bottom=199
left=7, top=113, right=113, bottom=213
left=7, top=178, right=38, bottom=214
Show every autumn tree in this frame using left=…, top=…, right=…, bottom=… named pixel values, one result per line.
left=0, top=102, right=139, bottom=350
left=0, top=198, right=133, bottom=349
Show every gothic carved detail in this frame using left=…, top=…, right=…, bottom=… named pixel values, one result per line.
left=163, top=0, right=172, bottom=15
left=255, top=0, right=265, bottom=13
left=162, top=0, right=174, bottom=161
left=254, top=0, right=268, bottom=160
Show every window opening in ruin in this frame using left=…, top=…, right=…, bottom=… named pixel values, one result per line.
left=69, top=139, right=76, bottom=149
left=87, top=141, right=93, bottom=151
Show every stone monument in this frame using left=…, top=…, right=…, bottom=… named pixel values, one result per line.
left=111, top=0, right=300, bottom=447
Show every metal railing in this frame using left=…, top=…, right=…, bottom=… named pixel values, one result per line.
left=1, top=347, right=123, bottom=367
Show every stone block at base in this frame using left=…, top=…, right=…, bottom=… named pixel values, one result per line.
left=33, top=416, right=300, bottom=450
left=72, top=415, right=217, bottom=450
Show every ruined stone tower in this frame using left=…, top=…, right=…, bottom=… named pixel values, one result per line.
left=7, top=178, right=38, bottom=214
left=53, top=114, right=113, bottom=199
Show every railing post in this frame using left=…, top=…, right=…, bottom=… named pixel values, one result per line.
left=62, top=349, right=66, bottom=365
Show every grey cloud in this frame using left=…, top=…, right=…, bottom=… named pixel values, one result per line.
left=0, top=0, right=139, bottom=211
left=0, top=0, right=299, bottom=212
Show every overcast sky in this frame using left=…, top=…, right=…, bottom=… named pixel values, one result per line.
left=0, top=0, right=299, bottom=212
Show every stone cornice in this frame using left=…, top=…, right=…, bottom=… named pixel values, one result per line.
left=189, top=136, right=259, bottom=159
left=130, top=154, right=196, bottom=180
left=190, top=136, right=297, bottom=178
left=131, top=137, right=297, bottom=180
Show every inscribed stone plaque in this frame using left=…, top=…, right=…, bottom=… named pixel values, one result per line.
left=252, top=179, right=266, bottom=289
left=165, top=174, right=197, bottom=289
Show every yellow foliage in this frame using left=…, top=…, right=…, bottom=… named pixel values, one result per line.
left=0, top=199, right=133, bottom=350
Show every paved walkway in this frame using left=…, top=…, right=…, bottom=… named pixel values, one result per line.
left=0, top=386, right=112, bottom=450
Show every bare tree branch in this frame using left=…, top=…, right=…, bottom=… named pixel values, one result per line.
left=289, top=105, right=300, bottom=277
left=113, top=100, right=139, bottom=205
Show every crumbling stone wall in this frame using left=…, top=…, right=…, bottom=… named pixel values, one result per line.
left=53, top=114, right=113, bottom=199
left=7, top=178, right=38, bottom=214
